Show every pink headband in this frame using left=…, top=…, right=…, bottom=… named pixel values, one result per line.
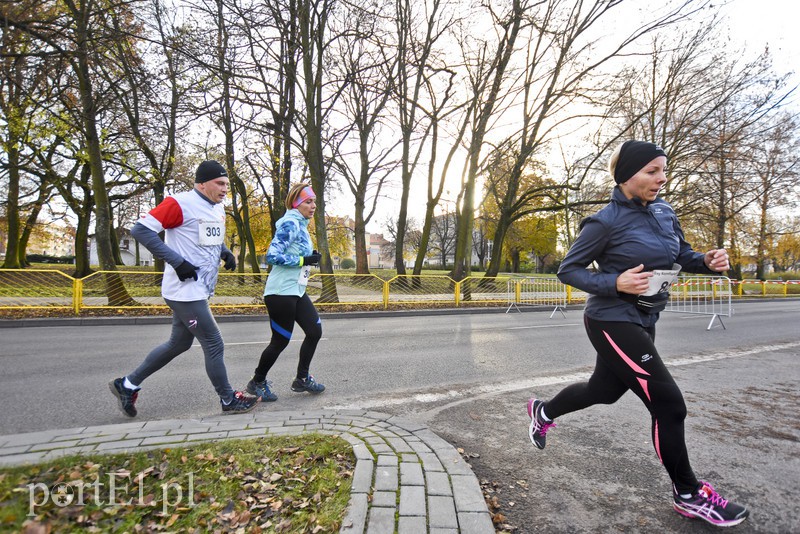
left=292, top=186, right=316, bottom=208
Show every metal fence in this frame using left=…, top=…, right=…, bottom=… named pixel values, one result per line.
left=0, top=269, right=78, bottom=313
left=664, top=276, right=733, bottom=330
left=0, top=269, right=797, bottom=320
left=505, top=277, right=567, bottom=318
left=732, top=279, right=800, bottom=297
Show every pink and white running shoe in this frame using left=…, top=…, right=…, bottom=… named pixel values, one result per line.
left=526, top=398, right=557, bottom=450
left=673, top=481, right=749, bottom=527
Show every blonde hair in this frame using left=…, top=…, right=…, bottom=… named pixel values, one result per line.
left=285, top=183, right=313, bottom=210
left=608, top=142, right=624, bottom=179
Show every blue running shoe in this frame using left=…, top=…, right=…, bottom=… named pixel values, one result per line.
left=291, top=375, right=325, bottom=394
left=109, top=378, right=139, bottom=417
left=221, top=391, right=259, bottom=415
left=247, top=379, right=278, bottom=402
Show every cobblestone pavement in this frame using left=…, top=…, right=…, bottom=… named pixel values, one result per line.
left=0, top=410, right=494, bottom=534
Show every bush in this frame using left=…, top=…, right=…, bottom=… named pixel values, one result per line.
left=26, top=254, right=75, bottom=264
left=765, top=271, right=800, bottom=281
left=340, top=258, right=355, bottom=269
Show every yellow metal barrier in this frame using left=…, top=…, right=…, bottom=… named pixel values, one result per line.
left=386, top=275, right=457, bottom=308
left=305, top=273, right=386, bottom=309
left=80, top=271, right=165, bottom=310
left=0, top=269, right=75, bottom=311
left=79, top=271, right=270, bottom=311
left=1, top=269, right=799, bottom=318
left=788, top=280, right=800, bottom=296
left=73, top=278, right=83, bottom=315
left=212, top=272, right=269, bottom=307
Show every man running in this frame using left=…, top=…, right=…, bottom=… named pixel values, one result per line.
left=109, top=160, right=258, bottom=417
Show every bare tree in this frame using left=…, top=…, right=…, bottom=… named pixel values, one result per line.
left=100, top=0, right=192, bottom=273
left=474, top=1, right=711, bottom=278
left=327, top=1, right=399, bottom=274
left=237, top=0, right=301, bottom=237
left=748, top=113, right=800, bottom=279
left=298, top=0, right=346, bottom=301
left=393, top=0, right=456, bottom=276
left=571, top=13, right=795, bottom=277
left=411, top=67, right=469, bottom=277
left=429, top=210, right=457, bottom=268
left=450, top=0, right=528, bottom=284
left=0, top=13, right=40, bottom=268
left=2, top=0, right=139, bottom=303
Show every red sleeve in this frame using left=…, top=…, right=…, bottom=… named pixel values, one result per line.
left=148, top=196, right=183, bottom=229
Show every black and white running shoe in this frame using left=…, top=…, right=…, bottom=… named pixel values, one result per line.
left=673, top=481, right=749, bottom=527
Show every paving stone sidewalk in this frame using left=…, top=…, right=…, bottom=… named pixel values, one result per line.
left=0, top=410, right=495, bottom=534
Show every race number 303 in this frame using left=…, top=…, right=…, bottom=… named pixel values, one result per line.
left=198, top=221, right=224, bottom=246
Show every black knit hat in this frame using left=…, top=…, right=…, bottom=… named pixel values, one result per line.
left=195, top=160, right=228, bottom=183
left=614, top=141, right=667, bottom=184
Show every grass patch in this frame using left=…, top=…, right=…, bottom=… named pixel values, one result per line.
left=0, top=434, right=354, bottom=533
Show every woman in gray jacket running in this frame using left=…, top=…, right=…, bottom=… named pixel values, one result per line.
left=526, top=140, right=749, bottom=528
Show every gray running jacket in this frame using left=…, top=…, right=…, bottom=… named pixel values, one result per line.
left=557, top=187, right=714, bottom=326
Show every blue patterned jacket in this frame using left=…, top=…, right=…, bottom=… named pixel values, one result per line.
left=264, top=209, right=314, bottom=297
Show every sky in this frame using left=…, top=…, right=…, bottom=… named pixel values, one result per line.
left=726, top=0, right=799, bottom=83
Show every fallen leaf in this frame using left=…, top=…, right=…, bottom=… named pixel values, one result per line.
left=21, top=520, right=50, bottom=534
left=492, top=513, right=507, bottom=524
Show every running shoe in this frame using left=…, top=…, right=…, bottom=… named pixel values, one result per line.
left=221, top=391, right=259, bottom=415
left=291, top=375, right=326, bottom=393
left=246, top=379, right=278, bottom=402
left=673, top=480, right=749, bottom=527
left=527, top=398, right=556, bottom=450
left=109, top=378, right=140, bottom=417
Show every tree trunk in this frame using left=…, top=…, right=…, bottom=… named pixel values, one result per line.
left=755, top=191, right=770, bottom=280
left=452, top=0, right=524, bottom=285
left=354, top=197, right=369, bottom=274
left=301, top=0, right=337, bottom=302
left=151, top=183, right=166, bottom=274
left=72, top=214, right=92, bottom=278
left=109, top=207, right=123, bottom=266
left=485, top=216, right=512, bottom=278
left=2, top=145, right=21, bottom=269
left=17, top=181, right=51, bottom=268
left=73, top=6, right=133, bottom=305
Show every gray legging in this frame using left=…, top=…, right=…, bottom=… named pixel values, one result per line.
left=128, top=298, right=234, bottom=401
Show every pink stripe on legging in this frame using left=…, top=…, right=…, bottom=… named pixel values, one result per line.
left=637, top=377, right=651, bottom=401
left=602, top=330, right=650, bottom=375
left=654, top=420, right=663, bottom=462
left=601, top=330, right=663, bottom=464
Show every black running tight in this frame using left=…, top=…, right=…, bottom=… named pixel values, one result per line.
left=544, top=316, right=698, bottom=494
left=254, top=294, right=322, bottom=381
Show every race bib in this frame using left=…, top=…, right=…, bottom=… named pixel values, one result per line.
left=297, top=265, right=311, bottom=287
left=198, top=221, right=224, bottom=246
left=643, top=263, right=681, bottom=296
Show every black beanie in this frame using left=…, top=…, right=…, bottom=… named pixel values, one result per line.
left=613, top=141, right=667, bottom=184
left=195, top=160, right=228, bottom=183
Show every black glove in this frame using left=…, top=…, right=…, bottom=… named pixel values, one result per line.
left=221, top=250, right=236, bottom=271
left=175, top=260, right=198, bottom=281
left=302, top=250, right=321, bottom=266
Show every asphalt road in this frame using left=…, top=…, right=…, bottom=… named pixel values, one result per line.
left=1, top=300, right=799, bottom=532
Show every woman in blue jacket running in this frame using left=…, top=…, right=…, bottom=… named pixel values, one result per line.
left=527, top=140, right=749, bottom=527
left=247, top=183, right=325, bottom=401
